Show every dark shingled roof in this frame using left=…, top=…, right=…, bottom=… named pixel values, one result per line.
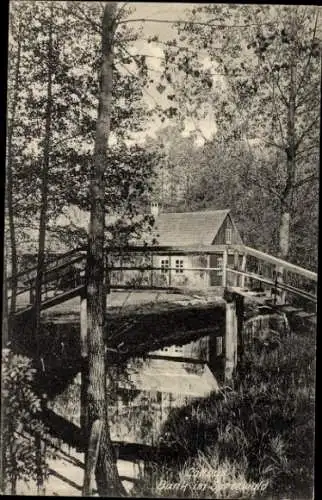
left=153, top=210, right=230, bottom=246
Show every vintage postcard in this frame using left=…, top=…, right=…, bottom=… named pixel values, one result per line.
left=2, top=2, right=319, bottom=497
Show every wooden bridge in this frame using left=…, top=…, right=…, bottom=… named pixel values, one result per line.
left=6, top=241, right=318, bottom=389
left=5, top=243, right=317, bottom=494
left=8, top=242, right=317, bottom=312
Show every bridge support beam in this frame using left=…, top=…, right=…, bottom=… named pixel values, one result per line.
left=235, top=294, right=245, bottom=360
left=224, top=298, right=238, bottom=382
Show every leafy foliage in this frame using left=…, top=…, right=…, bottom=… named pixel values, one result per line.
left=157, top=4, right=319, bottom=263
left=7, top=1, right=161, bottom=262
left=2, top=349, right=55, bottom=494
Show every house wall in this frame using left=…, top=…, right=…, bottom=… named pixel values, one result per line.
left=109, top=253, right=152, bottom=288
left=152, top=254, right=209, bottom=290
left=209, top=253, right=224, bottom=286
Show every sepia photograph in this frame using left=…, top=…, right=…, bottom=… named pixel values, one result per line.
left=1, top=1, right=319, bottom=497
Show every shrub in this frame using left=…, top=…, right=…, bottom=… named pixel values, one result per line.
left=1, top=349, right=55, bottom=494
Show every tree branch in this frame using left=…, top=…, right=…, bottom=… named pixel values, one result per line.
left=293, top=172, right=319, bottom=189
left=296, top=10, right=319, bottom=94
left=295, top=115, right=320, bottom=150
left=295, top=79, right=319, bottom=109
left=248, top=13, right=289, bottom=108
left=238, top=149, right=283, bottom=200
left=296, top=142, right=318, bottom=160
left=262, top=55, right=289, bottom=109
left=115, top=2, right=130, bottom=22
left=51, top=132, right=87, bottom=149
left=116, top=55, right=163, bottom=109
left=271, top=82, right=287, bottom=148
left=141, top=37, right=226, bottom=56
left=246, top=169, right=283, bottom=200
left=261, top=138, right=285, bottom=152
left=68, top=5, right=102, bottom=34
left=118, top=18, right=277, bottom=29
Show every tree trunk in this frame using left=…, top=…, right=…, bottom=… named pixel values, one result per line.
left=6, top=20, right=23, bottom=315
left=34, top=3, right=54, bottom=494
left=2, top=243, right=9, bottom=347
left=35, top=1, right=53, bottom=355
left=278, top=209, right=291, bottom=259
left=85, top=3, right=126, bottom=496
left=278, top=57, right=296, bottom=261
left=1, top=248, right=8, bottom=495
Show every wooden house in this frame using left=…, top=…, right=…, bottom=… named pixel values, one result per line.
left=145, top=205, right=244, bottom=289
left=10, top=204, right=244, bottom=291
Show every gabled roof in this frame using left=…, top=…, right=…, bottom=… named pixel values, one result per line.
left=17, top=206, right=235, bottom=254
left=152, top=209, right=230, bottom=246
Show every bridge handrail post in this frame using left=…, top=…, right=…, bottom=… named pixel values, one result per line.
left=240, top=253, right=247, bottom=288
left=222, top=247, right=228, bottom=288
left=233, top=250, right=239, bottom=287
left=275, top=263, right=286, bottom=305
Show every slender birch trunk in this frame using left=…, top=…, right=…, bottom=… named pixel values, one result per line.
left=6, top=20, right=23, bottom=314
left=34, top=3, right=54, bottom=494
left=85, top=3, right=126, bottom=496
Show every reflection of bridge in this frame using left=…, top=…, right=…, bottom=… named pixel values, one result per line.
left=6, top=243, right=317, bottom=493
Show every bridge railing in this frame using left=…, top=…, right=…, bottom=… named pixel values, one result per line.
left=8, top=245, right=225, bottom=312
left=7, top=243, right=317, bottom=314
left=225, top=244, right=318, bottom=304
left=7, top=248, right=87, bottom=310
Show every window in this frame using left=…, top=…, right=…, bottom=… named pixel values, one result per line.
left=225, top=228, right=232, bottom=244
left=175, top=259, right=184, bottom=274
left=161, top=259, right=169, bottom=273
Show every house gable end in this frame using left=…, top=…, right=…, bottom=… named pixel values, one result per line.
left=211, top=213, right=243, bottom=245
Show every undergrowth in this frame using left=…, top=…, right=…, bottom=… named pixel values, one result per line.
left=137, top=332, right=315, bottom=499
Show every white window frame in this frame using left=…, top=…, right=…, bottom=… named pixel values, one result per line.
left=175, top=259, right=184, bottom=274
left=160, top=259, right=169, bottom=273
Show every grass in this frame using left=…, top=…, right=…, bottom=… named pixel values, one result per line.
left=137, top=331, right=315, bottom=499
left=141, top=452, right=268, bottom=498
